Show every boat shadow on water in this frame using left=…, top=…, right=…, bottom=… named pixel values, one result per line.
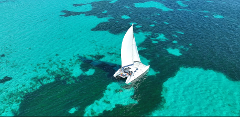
left=78, top=55, right=149, bottom=87
left=78, top=55, right=126, bottom=82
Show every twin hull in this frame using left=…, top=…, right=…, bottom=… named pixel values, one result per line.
left=114, top=63, right=150, bottom=84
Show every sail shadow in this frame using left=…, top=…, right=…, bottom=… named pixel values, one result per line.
left=78, top=55, right=126, bottom=82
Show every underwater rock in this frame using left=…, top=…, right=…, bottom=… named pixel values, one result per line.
left=0, top=54, right=5, bottom=57
left=73, top=4, right=85, bottom=7
left=0, top=76, right=12, bottom=83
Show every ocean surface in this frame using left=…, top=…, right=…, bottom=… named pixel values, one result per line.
left=1, top=0, right=240, bottom=116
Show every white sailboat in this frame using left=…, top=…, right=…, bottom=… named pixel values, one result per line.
left=113, top=24, right=150, bottom=84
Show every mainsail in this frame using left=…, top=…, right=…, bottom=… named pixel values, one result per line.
left=121, top=25, right=141, bottom=68
left=121, top=25, right=134, bottom=67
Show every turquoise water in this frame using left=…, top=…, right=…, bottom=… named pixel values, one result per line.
left=1, top=0, right=240, bottom=116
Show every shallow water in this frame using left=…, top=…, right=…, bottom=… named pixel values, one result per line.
left=1, top=0, right=240, bottom=116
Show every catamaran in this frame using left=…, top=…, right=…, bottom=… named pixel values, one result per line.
left=113, top=24, right=150, bottom=84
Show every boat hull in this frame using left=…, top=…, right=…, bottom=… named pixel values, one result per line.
left=125, top=65, right=150, bottom=84
left=113, top=68, right=128, bottom=79
left=113, top=62, right=150, bottom=84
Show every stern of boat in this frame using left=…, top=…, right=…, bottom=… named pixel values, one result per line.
left=113, top=69, right=120, bottom=77
left=125, top=64, right=150, bottom=84
left=113, top=68, right=128, bottom=79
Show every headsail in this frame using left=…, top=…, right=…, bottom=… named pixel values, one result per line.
left=121, top=25, right=134, bottom=67
left=132, top=37, right=141, bottom=62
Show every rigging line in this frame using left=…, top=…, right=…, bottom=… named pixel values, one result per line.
left=132, top=34, right=135, bottom=64
left=132, top=26, right=134, bottom=64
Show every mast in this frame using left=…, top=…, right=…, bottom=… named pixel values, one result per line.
left=132, top=24, right=134, bottom=64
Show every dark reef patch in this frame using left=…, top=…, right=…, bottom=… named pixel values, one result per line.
left=101, top=74, right=166, bottom=116
left=58, top=0, right=240, bottom=115
left=18, top=59, right=123, bottom=116
left=60, top=0, right=240, bottom=81
left=18, top=68, right=112, bottom=116
left=60, top=10, right=82, bottom=17
left=73, top=3, right=86, bottom=7
left=18, top=55, right=126, bottom=116
left=0, top=76, right=12, bottom=83
left=0, top=54, right=5, bottom=57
